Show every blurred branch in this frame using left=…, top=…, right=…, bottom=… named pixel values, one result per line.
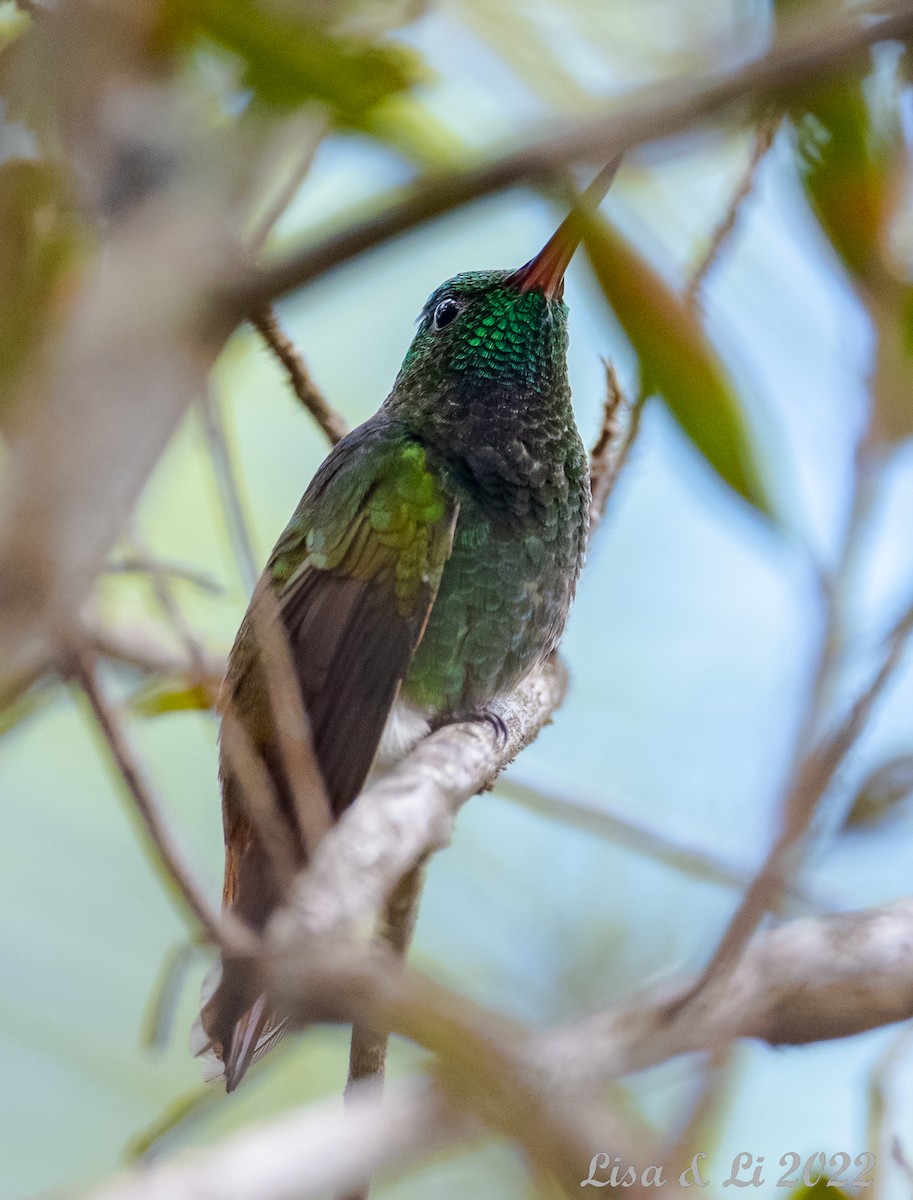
left=94, top=1078, right=466, bottom=1200
left=684, top=113, right=781, bottom=309
left=588, top=359, right=635, bottom=534
left=496, top=777, right=832, bottom=914
left=233, top=0, right=913, bottom=313
left=69, top=645, right=243, bottom=952
left=539, top=894, right=913, bottom=1085
left=340, top=865, right=426, bottom=1200
left=679, top=565, right=913, bottom=1008
left=250, top=306, right=349, bottom=446
left=105, top=556, right=223, bottom=595
left=87, top=622, right=225, bottom=684
left=198, top=386, right=260, bottom=596
left=89, top=892, right=913, bottom=1200
left=246, top=114, right=327, bottom=257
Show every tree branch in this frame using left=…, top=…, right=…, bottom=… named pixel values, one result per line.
left=69, top=646, right=247, bottom=954
left=88, top=894, right=913, bottom=1200
left=229, top=0, right=913, bottom=314
left=538, top=895, right=913, bottom=1088
left=269, top=659, right=568, bottom=949
left=250, top=307, right=349, bottom=446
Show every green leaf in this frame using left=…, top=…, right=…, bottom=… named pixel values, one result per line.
left=161, top=0, right=424, bottom=125
left=130, top=681, right=214, bottom=718
left=787, top=1179, right=852, bottom=1200
left=580, top=212, right=774, bottom=518
left=843, top=753, right=913, bottom=829
left=0, top=680, right=57, bottom=740
left=791, top=71, right=897, bottom=286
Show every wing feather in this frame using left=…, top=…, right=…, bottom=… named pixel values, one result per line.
left=200, top=419, right=457, bottom=1088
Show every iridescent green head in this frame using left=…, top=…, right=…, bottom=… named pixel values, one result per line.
left=384, top=218, right=583, bottom=455
left=395, top=269, right=569, bottom=394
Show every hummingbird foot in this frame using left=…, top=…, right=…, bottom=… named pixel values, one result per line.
left=431, top=707, right=509, bottom=747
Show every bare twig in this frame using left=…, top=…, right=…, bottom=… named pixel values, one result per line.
left=230, top=0, right=913, bottom=315
left=105, top=556, right=222, bottom=594
left=219, top=707, right=300, bottom=888
left=250, top=307, right=349, bottom=446
left=197, top=386, right=259, bottom=596
left=247, top=582, right=333, bottom=849
left=143, top=943, right=201, bottom=1052
left=588, top=359, right=636, bottom=533
left=246, top=114, right=327, bottom=257
left=496, top=777, right=832, bottom=913
left=127, top=528, right=215, bottom=690
left=678, top=597, right=913, bottom=1010
left=339, top=865, right=427, bottom=1200
left=87, top=623, right=225, bottom=685
left=684, top=113, right=781, bottom=309
left=69, top=646, right=241, bottom=951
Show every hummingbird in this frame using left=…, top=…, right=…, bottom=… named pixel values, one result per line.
left=196, top=192, right=601, bottom=1090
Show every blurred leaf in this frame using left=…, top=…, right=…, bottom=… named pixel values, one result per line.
left=130, top=681, right=214, bottom=718
left=843, top=753, right=913, bottom=829
left=787, top=1179, right=852, bottom=1200
left=160, top=0, right=424, bottom=125
left=0, top=680, right=57, bottom=740
left=791, top=70, right=897, bottom=286
left=581, top=212, right=774, bottom=518
left=0, top=158, right=84, bottom=421
left=871, top=287, right=913, bottom=443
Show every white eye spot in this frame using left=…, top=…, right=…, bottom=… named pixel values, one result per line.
left=433, top=298, right=460, bottom=330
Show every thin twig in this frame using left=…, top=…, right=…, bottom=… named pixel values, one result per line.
left=197, top=386, right=259, bottom=596
left=588, top=359, right=636, bottom=534
left=143, top=943, right=202, bottom=1052
left=677, top=596, right=913, bottom=1010
left=866, top=1022, right=913, bottom=1200
left=538, top=895, right=913, bottom=1087
left=496, top=777, right=832, bottom=913
left=684, top=113, right=781, bottom=309
left=105, top=556, right=223, bottom=594
left=246, top=114, right=327, bottom=257
left=69, top=646, right=235, bottom=949
left=127, top=527, right=216, bottom=690
left=247, top=582, right=333, bottom=849
left=220, top=707, right=301, bottom=888
left=229, top=0, right=913, bottom=315
left=250, top=307, right=348, bottom=447
left=339, top=866, right=427, bottom=1200
left=87, top=623, right=225, bottom=684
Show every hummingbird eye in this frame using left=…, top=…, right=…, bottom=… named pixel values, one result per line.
left=432, top=298, right=460, bottom=330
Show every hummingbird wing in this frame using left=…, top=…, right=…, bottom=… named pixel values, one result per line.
left=200, top=417, right=458, bottom=1088
left=269, top=417, right=458, bottom=815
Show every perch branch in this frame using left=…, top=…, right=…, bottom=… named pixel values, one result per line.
left=270, top=659, right=568, bottom=949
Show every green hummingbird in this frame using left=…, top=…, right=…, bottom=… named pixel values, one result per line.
left=197, top=202, right=594, bottom=1089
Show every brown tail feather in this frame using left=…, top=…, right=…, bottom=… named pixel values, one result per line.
left=224, top=993, right=272, bottom=1092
